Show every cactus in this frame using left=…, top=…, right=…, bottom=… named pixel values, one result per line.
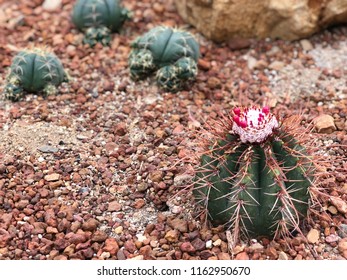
left=129, top=26, right=199, bottom=91
left=83, top=26, right=112, bottom=47
left=72, top=0, right=130, bottom=47
left=193, top=106, right=316, bottom=241
left=3, top=47, right=68, bottom=101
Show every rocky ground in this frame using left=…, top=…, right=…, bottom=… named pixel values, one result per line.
left=0, top=0, right=346, bottom=260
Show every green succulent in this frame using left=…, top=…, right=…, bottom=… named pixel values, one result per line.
left=194, top=106, right=315, bottom=241
left=83, top=26, right=112, bottom=47
left=72, top=0, right=131, bottom=47
left=129, top=26, right=200, bottom=91
left=3, top=47, right=68, bottom=101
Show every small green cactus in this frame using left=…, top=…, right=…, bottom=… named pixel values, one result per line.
left=193, top=106, right=316, bottom=242
left=72, top=0, right=130, bottom=47
left=129, top=26, right=200, bottom=91
left=83, top=26, right=112, bottom=47
left=3, top=47, right=68, bottom=101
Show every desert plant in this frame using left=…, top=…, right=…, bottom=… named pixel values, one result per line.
left=128, top=26, right=199, bottom=91
left=3, top=47, right=68, bottom=101
left=72, top=0, right=130, bottom=47
left=193, top=106, right=317, bottom=242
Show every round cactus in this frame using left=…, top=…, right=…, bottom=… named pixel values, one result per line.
left=83, top=26, right=112, bottom=47
left=72, top=0, right=130, bottom=46
left=3, top=47, right=68, bottom=101
left=193, top=106, right=316, bottom=241
left=129, top=26, right=200, bottom=91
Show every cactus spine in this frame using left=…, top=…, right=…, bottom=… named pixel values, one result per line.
left=129, top=26, right=199, bottom=91
left=193, top=106, right=315, bottom=241
left=3, top=47, right=67, bottom=101
left=72, top=0, right=130, bottom=47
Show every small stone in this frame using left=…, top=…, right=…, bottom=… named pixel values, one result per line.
left=149, top=171, right=163, bottom=183
left=153, top=3, right=164, bottom=13
left=16, top=200, right=29, bottom=210
left=235, top=252, right=249, bottom=260
left=266, top=247, right=278, bottom=260
left=92, top=230, right=108, bottom=242
left=325, top=234, right=339, bottom=243
left=191, top=238, right=205, bottom=251
left=38, top=145, right=59, bottom=153
left=205, top=240, right=212, bottom=249
left=218, top=252, right=231, bottom=260
left=168, top=218, right=188, bottom=233
left=130, top=255, right=144, bottom=260
left=213, top=239, right=222, bottom=246
left=103, top=238, right=119, bottom=255
left=113, top=122, right=127, bottom=136
left=49, top=180, right=63, bottom=189
left=313, top=115, right=336, bottom=134
left=227, top=38, right=251, bottom=50
left=42, top=0, right=62, bottom=11
left=165, top=229, right=179, bottom=242
left=46, top=226, right=58, bottom=234
left=278, top=251, right=288, bottom=260
left=136, top=234, right=146, bottom=243
left=307, top=228, right=320, bottom=244
left=99, top=252, right=110, bottom=260
left=133, top=199, right=145, bottom=209
left=232, top=245, right=245, bottom=255
left=108, top=201, right=122, bottom=212
left=327, top=205, right=338, bottom=215
left=180, top=242, right=196, bottom=253
left=247, top=56, right=257, bottom=70
left=338, top=238, right=347, bottom=252
left=268, top=60, right=285, bottom=71
left=172, top=124, right=184, bottom=135
left=300, top=39, right=313, bottom=51
left=198, top=59, right=211, bottom=70
left=330, top=197, right=347, bottom=214
left=114, top=226, right=123, bottom=234
left=76, top=135, right=89, bottom=140
left=82, top=218, right=99, bottom=231
left=139, top=245, right=152, bottom=259
left=207, top=77, right=221, bottom=89
left=338, top=224, right=347, bottom=238
left=66, top=45, right=76, bottom=57
left=124, top=240, right=136, bottom=253
left=44, top=173, right=60, bottom=182
left=105, top=142, right=117, bottom=154
left=174, top=174, right=193, bottom=186
left=250, top=242, right=264, bottom=252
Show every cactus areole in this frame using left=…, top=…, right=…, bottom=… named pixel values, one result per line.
left=193, top=106, right=313, bottom=240
left=128, top=26, right=200, bottom=91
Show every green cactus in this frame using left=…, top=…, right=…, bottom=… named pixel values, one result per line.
left=3, top=47, right=68, bottom=101
left=72, top=0, right=130, bottom=47
left=193, top=106, right=315, bottom=241
left=83, top=26, right=112, bottom=47
left=129, top=26, right=200, bottom=91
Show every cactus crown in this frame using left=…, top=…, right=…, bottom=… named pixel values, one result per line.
left=3, top=47, right=67, bottom=101
left=231, top=106, right=279, bottom=143
left=129, top=26, right=200, bottom=91
left=193, top=106, right=317, bottom=242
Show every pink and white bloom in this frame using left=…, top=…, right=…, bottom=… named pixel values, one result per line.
left=231, top=106, right=279, bottom=143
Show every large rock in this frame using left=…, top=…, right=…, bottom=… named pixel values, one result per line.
left=174, top=0, right=347, bottom=42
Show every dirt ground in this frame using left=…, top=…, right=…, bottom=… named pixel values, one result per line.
left=0, top=0, right=346, bottom=260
